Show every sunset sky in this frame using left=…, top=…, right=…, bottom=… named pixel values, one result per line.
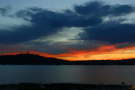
left=0, top=0, right=135, bottom=61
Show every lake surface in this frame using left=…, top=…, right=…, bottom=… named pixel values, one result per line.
left=0, top=65, right=135, bottom=85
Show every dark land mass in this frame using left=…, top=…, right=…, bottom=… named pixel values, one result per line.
left=0, top=54, right=135, bottom=65
left=0, top=83, right=131, bottom=90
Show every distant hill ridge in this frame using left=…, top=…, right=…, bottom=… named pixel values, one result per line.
left=0, top=54, right=68, bottom=65
left=0, top=54, right=135, bottom=65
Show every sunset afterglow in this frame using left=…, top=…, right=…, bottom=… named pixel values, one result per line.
left=1, top=45, right=135, bottom=61
left=47, top=45, right=135, bottom=61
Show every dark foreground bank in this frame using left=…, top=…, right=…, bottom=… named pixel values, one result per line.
left=0, top=83, right=133, bottom=90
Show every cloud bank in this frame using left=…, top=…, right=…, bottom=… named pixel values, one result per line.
left=0, top=1, right=135, bottom=54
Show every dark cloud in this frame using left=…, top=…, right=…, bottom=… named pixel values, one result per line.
left=16, top=7, right=102, bottom=27
left=74, top=1, right=135, bottom=44
left=0, top=1, right=135, bottom=45
left=0, top=7, right=102, bottom=44
left=15, top=7, right=44, bottom=20
left=112, top=5, right=134, bottom=16
left=0, top=7, right=10, bottom=16
left=80, top=23, right=135, bottom=44
left=74, top=1, right=134, bottom=16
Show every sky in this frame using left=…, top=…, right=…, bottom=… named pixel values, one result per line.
left=0, top=0, right=135, bottom=61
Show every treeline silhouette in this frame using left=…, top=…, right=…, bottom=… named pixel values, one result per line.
left=0, top=54, right=135, bottom=65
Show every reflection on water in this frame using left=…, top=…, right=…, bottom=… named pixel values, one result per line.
left=0, top=65, right=135, bottom=85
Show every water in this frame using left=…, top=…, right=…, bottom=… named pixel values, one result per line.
left=0, top=65, right=135, bottom=85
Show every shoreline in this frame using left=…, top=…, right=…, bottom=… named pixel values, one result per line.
left=0, top=83, right=131, bottom=90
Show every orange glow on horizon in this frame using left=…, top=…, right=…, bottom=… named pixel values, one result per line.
left=1, top=45, right=135, bottom=61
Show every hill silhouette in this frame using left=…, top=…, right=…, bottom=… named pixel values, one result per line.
left=0, top=54, right=135, bottom=65
left=0, top=54, right=69, bottom=65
